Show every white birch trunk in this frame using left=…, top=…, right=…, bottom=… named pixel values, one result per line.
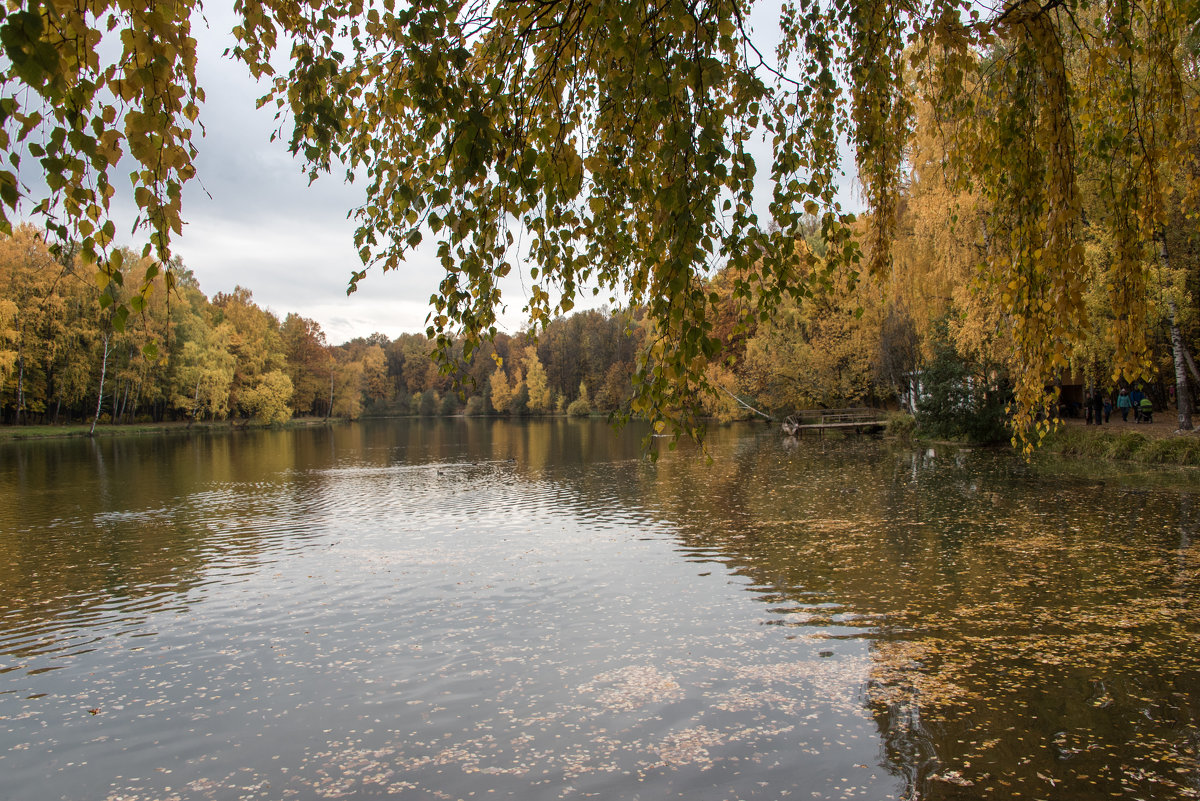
left=89, top=331, right=111, bottom=437
left=1165, top=298, right=1194, bottom=431
left=1156, top=234, right=1193, bottom=431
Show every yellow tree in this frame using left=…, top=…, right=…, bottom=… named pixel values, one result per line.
left=281, top=313, right=331, bottom=415
left=890, top=93, right=985, bottom=356
left=739, top=261, right=884, bottom=412
left=522, top=346, right=551, bottom=413
left=361, top=344, right=390, bottom=405
left=211, top=286, right=287, bottom=420
left=489, top=367, right=514, bottom=415
left=239, top=369, right=294, bottom=425
left=395, top=334, right=437, bottom=395
left=1068, top=0, right=1197, bottom=429
left=701, top=362, right=751, bottom=423
left=171, top=327, right=236, bottom=422
left=0, top=298, right=15, bottom=382
left=332, top=358, right=365, bottom=420
left=0, top=226, right=72, bottom=423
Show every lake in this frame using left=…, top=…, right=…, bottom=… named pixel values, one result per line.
left=1, top=419, right=1198, bottom=800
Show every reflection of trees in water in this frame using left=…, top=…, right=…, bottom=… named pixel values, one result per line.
left=0, top=417, right=655, bottom=641
left=0, top=428, right=326, bottom=661
left=625, top=432, right=1200, bottom=800
left=870, top=673, right=940, bottom=801
left=7, top=421, right=1198, bottom=798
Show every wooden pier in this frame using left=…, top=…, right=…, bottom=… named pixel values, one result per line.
left=781, top=407, right=888, bottom=437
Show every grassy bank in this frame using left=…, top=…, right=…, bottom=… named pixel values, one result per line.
left=885, top=411, right=1200, bottom=466
left=1038, top=423, right=1200, bottom=466
left=0, top=417, right=335, bottom=442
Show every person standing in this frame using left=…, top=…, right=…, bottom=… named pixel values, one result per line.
left=1117, top=388, right=1132, bottom=422
left=1092, top=390, right=1106, bottom=425
left=1131, top=386, right=1145, bottom=422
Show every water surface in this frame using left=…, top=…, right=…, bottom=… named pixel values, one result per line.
left=1, top=420, right=1197, bottom=800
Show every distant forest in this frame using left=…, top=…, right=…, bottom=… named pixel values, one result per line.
left=2, top=177, right=1197, bottom=429
left=0, top=225, right=650, bottom=425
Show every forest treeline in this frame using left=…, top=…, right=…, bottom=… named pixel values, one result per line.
left=2, top=146, right=1197, bottom=435
left=4, top=0, right=1200, bottom=444
left=0, top=224, right=649, bottom=426
left=3, top=47, right=1200, bottom=434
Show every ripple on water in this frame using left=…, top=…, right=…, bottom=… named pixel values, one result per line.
left=2, top=423, right=1199, bottom=801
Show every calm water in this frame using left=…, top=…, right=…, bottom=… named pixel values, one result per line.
left=1, top=420, right=1197, bottom=801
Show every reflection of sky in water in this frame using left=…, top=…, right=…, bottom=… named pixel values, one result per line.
left=0, top=421, right=1197, bottom=800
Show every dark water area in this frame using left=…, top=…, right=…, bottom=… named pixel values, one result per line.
left=1, top=419, right=1197, bottom=800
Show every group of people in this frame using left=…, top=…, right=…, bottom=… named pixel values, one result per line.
left=1099, top=388, right=1152, bottom=424
left=1115, top=387, right=1155, bottom=423
left=1068, top=387, right=1154, bottom=424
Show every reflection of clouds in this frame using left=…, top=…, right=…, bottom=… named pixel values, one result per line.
left=10, top=424, right=1200, bottom=801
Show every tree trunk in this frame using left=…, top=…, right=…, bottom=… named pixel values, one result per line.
left=115, top=379, right=128, bottom=423
left=189, top=377, right=201, bottom=427
left=1165, top=298, right=1194, bottom=430
left=1182, top=340, right=1200, bottom=387
left=130, top=375, right=143, bottom=423
left=14, top=341, right=24, bottom=426
left=90, top=331, right=111, bottom=437
left=1155, top=234, right=1193, bottom=431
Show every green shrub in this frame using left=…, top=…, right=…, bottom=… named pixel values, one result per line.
left=567, top=382, right=591, bottom=417
left=1047, top=426, right=1118, bottom=458
left=887, top=412, right=917, bottom=440
left=418, top=389, right=438, bottom=416
left=463, top=396, right=486, bottom=416
left=511, top=383, right=530, bottom=416
left=1042, top=425, right=1200, bottom=466
left=913, top=322, right=1011, bottom=444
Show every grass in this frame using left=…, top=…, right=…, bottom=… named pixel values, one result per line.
left=1040, top=424, right=1200, bottom=466
left=882, top=411, right=1200, bottom=467
left=1138, top=435, right=1200, bottom=465
left=0, top=423, right=182, bottom=441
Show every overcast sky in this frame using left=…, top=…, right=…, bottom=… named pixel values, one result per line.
left=170, top=11, right=455, bottom=346
left=155, top=4, right=856, bottom=346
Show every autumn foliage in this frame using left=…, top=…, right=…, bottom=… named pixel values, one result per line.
left=2, top=0, right=1199, bottom=441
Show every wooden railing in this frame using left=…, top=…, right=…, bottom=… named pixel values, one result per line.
left=788, top=407, right=882, bottom=425
left=782, top=407, right=887, bottom=435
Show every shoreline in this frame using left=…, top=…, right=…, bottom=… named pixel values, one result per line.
left=5, top=414, right=1199, bottom=467
left=0, top=416, right=337, bottom=442
left=879, top=410, right=1200, bottom=467
left=1034, top=416, right=1200, bottom=467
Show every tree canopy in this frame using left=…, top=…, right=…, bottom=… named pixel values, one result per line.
left=1, top=0, right=1197, bottom=445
